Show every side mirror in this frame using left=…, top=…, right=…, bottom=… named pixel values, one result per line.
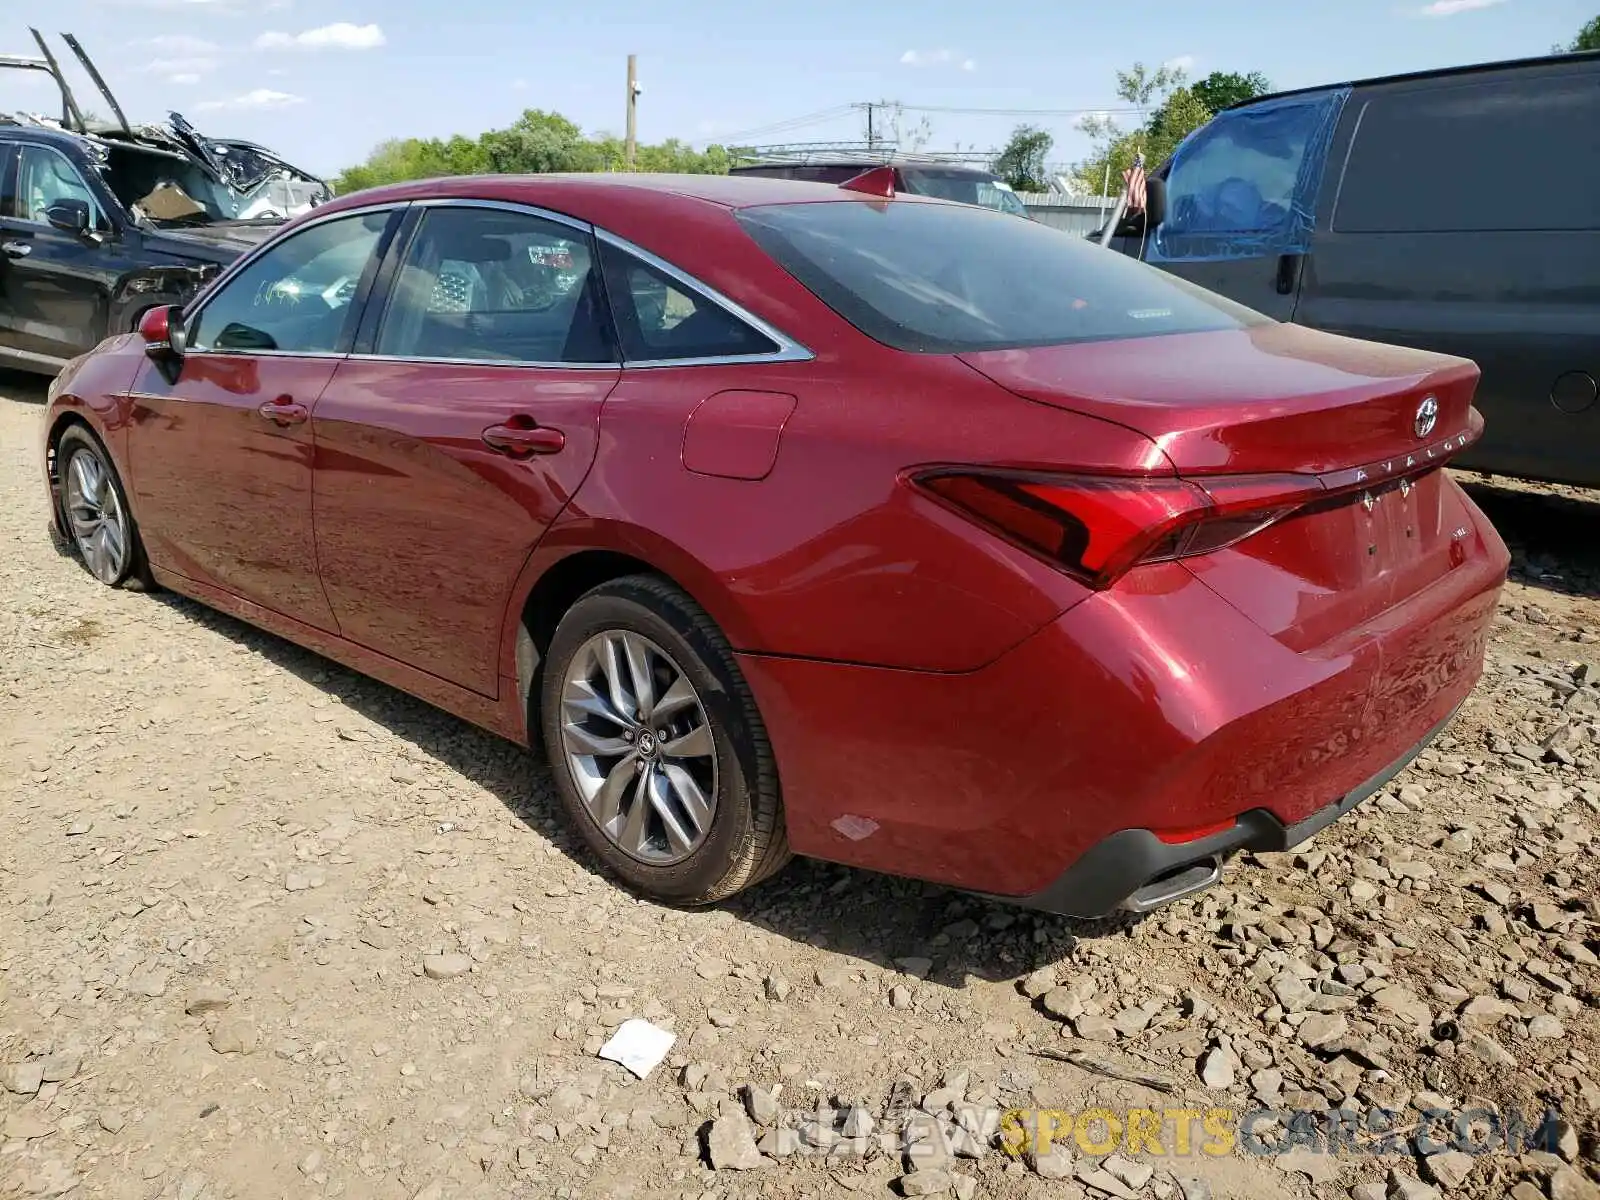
left=45, top=198, right=92, bottom=237
left=138, top=305, right=186, bottom=359
left=1144, top=176, right=1168, bottom=229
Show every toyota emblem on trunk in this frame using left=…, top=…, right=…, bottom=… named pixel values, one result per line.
left=1414, top=396, right=1439, bottom=439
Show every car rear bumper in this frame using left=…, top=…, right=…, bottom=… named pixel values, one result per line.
left=739, top=531, right=1506, bottom=916
left=992, top=703, right=1457, bottom=917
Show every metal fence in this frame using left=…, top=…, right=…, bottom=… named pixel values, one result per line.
left=1016, top=192, right=1116, bottom=237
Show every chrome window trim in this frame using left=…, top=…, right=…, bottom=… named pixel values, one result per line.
left=178, top=196, right=814, bottom=370
left=181, top=202, right=398, bottom=358
left=182, top=349, right=350, bottom=361
left=410, top=196, right=593, bottom=234
left=595, top=229, right=814, bottom=367
left=340, top=354, right=619, bottom=371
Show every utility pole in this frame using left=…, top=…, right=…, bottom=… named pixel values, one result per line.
left=865, top=102, right=875, bottom=151
left=625, top=55, right=639, bottom=170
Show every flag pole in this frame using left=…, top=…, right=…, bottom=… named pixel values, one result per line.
left=1096, top=151, right=1145, bottom=249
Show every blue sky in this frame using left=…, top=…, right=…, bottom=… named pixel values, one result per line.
left=2, top=0, right=1594, bottom=177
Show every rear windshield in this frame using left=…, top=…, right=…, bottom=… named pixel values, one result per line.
left=736, top=200, right=1267, bottom=353
left=898, top=167, right=1027, bottom=216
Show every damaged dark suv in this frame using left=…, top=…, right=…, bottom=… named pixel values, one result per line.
left=1, top=32, right=330, bottom=375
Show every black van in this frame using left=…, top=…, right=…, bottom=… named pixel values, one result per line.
left=1100, top=50, right=1600, bottom=488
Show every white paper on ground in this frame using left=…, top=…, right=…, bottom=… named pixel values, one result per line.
left=597, top=1018, right=677, bottom=1079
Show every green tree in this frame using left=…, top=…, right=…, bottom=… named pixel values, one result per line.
left=1187, top=70, right=1271, bottom=116
left=333, top=107, right=732, bottom=194
left=1072, top=63, right=1267, bottom=194
left=1073, top=62, right=1188, bottom=194
left=991, top=124, right=1053, bottom=192
left=1565, top=15, right=1600, bottom=51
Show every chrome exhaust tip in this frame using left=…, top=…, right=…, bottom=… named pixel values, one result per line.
left=1120, top=857, right=1222, bottom=914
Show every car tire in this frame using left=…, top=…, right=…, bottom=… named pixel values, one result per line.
left=539, top=574, right=790, bottom=906
left=56, top=426, right=155, bottom=591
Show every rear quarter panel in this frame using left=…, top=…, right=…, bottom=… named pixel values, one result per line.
left=509, top=350, right=1169, bottom=674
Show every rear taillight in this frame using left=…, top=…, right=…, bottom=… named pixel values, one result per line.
left=916, top=469, right=1321, bottom=588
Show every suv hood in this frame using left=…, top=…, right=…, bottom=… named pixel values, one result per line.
left=958, top=323, right=1481, bottom=476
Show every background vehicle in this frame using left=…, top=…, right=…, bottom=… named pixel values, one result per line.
left=732, top=151, right=1029, bottom=217
left=42, top=174, right=1507, bottom=921
left=0, top=122, right=278, bottom=373
left=0, top=31, right=327, bottom=374
left=1096, top=49, right=1600, bottom=488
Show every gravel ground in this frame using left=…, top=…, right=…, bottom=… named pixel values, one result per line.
left=2, top=372, right=1598, bottom=1200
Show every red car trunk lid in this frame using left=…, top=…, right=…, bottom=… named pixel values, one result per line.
left=958, top=323, right=1479, bottom=477
left=959, top=323, right=1492, bottom=650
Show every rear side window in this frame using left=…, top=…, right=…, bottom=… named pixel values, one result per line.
left=1333, top=73, right=1600, bottom=234
left=737, top=200, right=1267, bottom=354
left=598, top=241, right=779, bottom=363
left=1149, top=89, right=1348, bottom=264
left=376, top=206, right=613, bottom=364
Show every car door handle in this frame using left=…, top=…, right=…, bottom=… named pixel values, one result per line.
left=258, top=397, right=310, bottom=426
left=1275, top=252, right=1304, bottom=296
left=482, top=422, right=565, bottom=456
left=2, top=240, right=31, bottom=259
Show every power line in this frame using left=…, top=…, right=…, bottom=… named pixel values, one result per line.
left=717, top=105, right=859, bottom=144
left=890, top=103, right=1143, bottom=118
left=716, top=99, right=1144, bottom=152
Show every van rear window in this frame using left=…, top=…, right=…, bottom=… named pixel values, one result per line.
left=737, top=200, right=1267, bottom=354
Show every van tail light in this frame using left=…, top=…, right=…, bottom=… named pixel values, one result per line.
left=915, top=469, right=1323, bottom=589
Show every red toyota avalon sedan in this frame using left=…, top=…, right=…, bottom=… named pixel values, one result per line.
left=42, top=171, right=1509, bottom=922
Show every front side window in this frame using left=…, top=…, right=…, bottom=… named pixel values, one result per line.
left=599, top=241, right=778, bottom=362
left=737, top=199, right=1267, bottom=354
left=375, top=206, right=612, bottom=364
left=15, top=146, right=105, bottom=229
left=1148, top=89, right=1348, bottom=264
left=186, top=210, right=389, bottom=354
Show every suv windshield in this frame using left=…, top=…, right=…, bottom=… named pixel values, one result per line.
left=102, top=145, right=244, bottom=226
left=898, top=168, right=1027, bottom=216
left=737, top=200, right=1267, bottom=354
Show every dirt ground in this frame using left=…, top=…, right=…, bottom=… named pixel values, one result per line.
left=1, top=373, right=1597, bottom=1200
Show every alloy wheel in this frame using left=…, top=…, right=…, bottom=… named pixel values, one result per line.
left=558, top=630, right=718, bottom=865
left=64, top=447, right=129, bottom=585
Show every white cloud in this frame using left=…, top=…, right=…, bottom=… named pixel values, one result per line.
left=900, top=48, right=969, bottom=68
left=255, top=22, right=385, bottom=50
left=169, top=73, right=203, bottom=85
left=1164, top=54, right=1196, bottom=72
left=1420, top=0, right=1505, bottom=13
left=511, top=78, right=528, bottom=91
left=195, top=87, right=305, bottom=111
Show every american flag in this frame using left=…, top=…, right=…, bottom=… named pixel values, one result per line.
left=1122, top=155, right=1148, bottom=213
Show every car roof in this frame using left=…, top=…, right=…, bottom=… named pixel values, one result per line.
left=1233, top=47, right=1600, bottom=109
left=0, top=122, right=90, bottom=153
left=320, top=171, right=948, bottom=214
